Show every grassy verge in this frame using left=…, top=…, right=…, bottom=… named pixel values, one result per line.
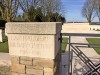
left=0, top=41, right=9, bottom=53
left=62, top=37, right=68, bottom=53
left=0, top=30, right=9, bottom=53
left=86, top=38, right=100, bottom=54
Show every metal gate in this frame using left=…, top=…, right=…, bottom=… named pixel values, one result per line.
left=61, top=33, right=100, bottom=75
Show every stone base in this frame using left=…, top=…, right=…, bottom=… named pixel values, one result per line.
left=10, top=51, right=61, bottom=75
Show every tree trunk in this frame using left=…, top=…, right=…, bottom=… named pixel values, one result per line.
left=99, top=18, right=100, bottom=22
left=88, top=19, right=91, bottom=25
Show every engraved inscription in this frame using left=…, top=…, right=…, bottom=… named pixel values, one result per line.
left=8, top=34, right=55, bottom=59
left=8, top=34, right=54, bottom=51
left=9, top=34, right=49, bottom=42
left=9, top=42, right=53, bottom=49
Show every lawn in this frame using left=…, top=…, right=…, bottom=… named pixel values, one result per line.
left=0, top=41, right=9, bottom=53
left=62, top=37, right=68, bottom=53
left=86, top=38, right=100, bottom=55
left=0, top=30, right=9, bottom=53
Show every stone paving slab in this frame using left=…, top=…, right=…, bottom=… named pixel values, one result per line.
left=0, top=66, right=10, bottom=75
left=0, top=53, right=10, bottom=75
left=0, top=53, right=11, bottom=66
left=62, top=52, right=69, bottom=75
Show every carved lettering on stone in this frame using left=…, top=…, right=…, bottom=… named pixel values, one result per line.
left=8, top=34, right=55, bottom=59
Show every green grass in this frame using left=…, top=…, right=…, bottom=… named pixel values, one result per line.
left=86, top=38, right=100, bottom=54
left=62, top=38, right=68, bottom=53
left=0, top=41, right=9, bottom=53
left=0, top=30, right=9, bottom=53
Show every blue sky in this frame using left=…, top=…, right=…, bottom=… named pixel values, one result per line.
left=18, top=0, right=99, bottom=22
left=61, top=0, right=98, bottom=22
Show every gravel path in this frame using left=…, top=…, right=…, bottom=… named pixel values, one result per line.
left=0, top=53, right=11, bottom=66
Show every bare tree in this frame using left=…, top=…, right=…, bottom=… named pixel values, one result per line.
left=41, top=0, right=61, bottom=14
left=40, top=0, right=61, bottom=21
left=82, top=0, right=95, bottom=23
left=18, top=0, right=62, bottom=22
left=18, top=0, right=41, bottom=21
left=0, top=0, right=19, bottom=22
left=94, top=0, right=100, bottom=22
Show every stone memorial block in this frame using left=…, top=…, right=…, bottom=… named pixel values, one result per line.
left=6, top=22, right=62, bottom=75
left=0, top=29, right=3, bottom=42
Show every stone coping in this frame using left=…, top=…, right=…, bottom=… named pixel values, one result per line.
left=6, top=22, right=62, bottom=35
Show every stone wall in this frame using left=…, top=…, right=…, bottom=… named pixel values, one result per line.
left=6, top=22, right=62, bottom=75
left=11, top=51, right=61, bottom=75
left=62, top=23, right=100, bottom=33
left=62, top=23, right=90, bottom=33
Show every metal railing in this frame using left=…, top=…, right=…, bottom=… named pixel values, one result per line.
left=62, top=33, right=100, bottom=75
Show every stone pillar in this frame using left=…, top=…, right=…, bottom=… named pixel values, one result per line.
left=0, top=29, right=3, bottom=42
left=6, top=22, right=62, bottom=75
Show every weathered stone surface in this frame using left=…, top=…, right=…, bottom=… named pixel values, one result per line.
left=26, top=66, right=43, bottom=70
left=11, top=72, right=35, bottom=75
left=11, top=56, right=19, bottom=64
left=20, top=74, right=34, bottom=75
left=20, top=56, right=33, bottom=61
left=7, top=22, right=62, bottom=59
left=11, top=64, right=25, bottom=73
left=33, top=58, right=54, bottom=68
left=0, top=29, right=3, bottom=42
left=7, top=22, right=62, bottom=75
left=8, top=34, right=57, bottom=59
left=26, top=68, right=43, bottom=75
left=11, top=72, right=19, bottom=75
left=19, top=56, right=33, bottom=66
left=20, top=60, right=32, bottom=66
left=6, top=22, right=62, bottom=34
left=44, top=68, right=54, bottom=75
left=19, top=74, right=28, bottom=75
